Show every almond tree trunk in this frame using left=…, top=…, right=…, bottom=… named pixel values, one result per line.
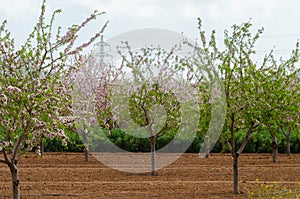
left=286, top=134, right=291, bottom=155
left=83, top=132, right=89, bottom=163
left=282, top=127, right=291, bottom=155
left=9, top=160, right=20, bottom=199
left=230, top=114, right=239, bottom=194
left=272, top=136, right=278, bottom=163
left=150, top=136, right=156, bottom=176
left=2, top=148, right=21, bottom=199
left=84, top=148, right=89, bottom=163
left=270, top=130, right=278, bottom=163
left=232, top=121, right=257, bottom=195
left=233, top=152, right=239, bottom=194
left=285, top=127, right=291, bottom=155
left=39, top=139, right=44, bottom=157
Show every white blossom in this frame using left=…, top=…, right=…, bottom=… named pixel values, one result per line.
left=62, top=139, right=68, bottom=146
left=36, top=148, right=41, bottom=157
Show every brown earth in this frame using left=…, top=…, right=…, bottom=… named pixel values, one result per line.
left=1, top=153, right=300, bottom=199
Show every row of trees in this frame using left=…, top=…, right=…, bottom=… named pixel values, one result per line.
left=0, top=1, right=299, bottom=198
left=60, top=18, right=300, bottom=194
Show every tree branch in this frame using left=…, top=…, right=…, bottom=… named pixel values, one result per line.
left=17, top=149, right=29, bottom=157
left=237, top=122, right=258, bottom=155
left=230, top=113, right=235, bottom=157
left=3, top=150, right=11, bottom=165
left=12, top=133, right=26, bottom=161
left=0, top=158, right=7, bottom=164
left=224, top=138, right=232, bottom=151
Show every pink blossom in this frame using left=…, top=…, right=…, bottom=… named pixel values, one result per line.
left=0, top=110, right=9, bottom=116
left=32, top=118, right=45, bottom=128
left=6, top=86, right=21, bottom=94
left=62, top=29, right=75, bottom=43
left=0, top=93, right=7, bottom=105
left=59, top=116, right=75, bottom=124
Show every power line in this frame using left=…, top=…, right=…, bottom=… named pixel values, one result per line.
left=260, top=34, right=300, bottom=38
left=255, top=49, right=296, bottom=55
left=216, top=33, right=300, bottom=40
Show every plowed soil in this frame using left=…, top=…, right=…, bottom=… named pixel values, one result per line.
left=1, top=153, right=300, bottom=198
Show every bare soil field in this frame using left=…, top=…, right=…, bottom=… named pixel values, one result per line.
left=1, top=153, right=300, bottom=199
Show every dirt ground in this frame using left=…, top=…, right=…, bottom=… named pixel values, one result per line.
left=1, top=152, right=300, bottom=199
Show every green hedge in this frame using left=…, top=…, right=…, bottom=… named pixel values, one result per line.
left=44, top=129, right=85, bottom=152
left=44, top=128, right=300, bottom=153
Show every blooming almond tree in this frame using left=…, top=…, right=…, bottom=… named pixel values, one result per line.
left=129, top=83, right=181, bottom=175
left=116, top=44, right=198, bottom=175
left=72, top=52, right=123, bottom=163
left=0, top=1, right=107, bottom=198
left=193, top=19, right=266, bottom=194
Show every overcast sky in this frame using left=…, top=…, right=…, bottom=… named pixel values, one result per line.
left=1, top=0, right=300, bottom=61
